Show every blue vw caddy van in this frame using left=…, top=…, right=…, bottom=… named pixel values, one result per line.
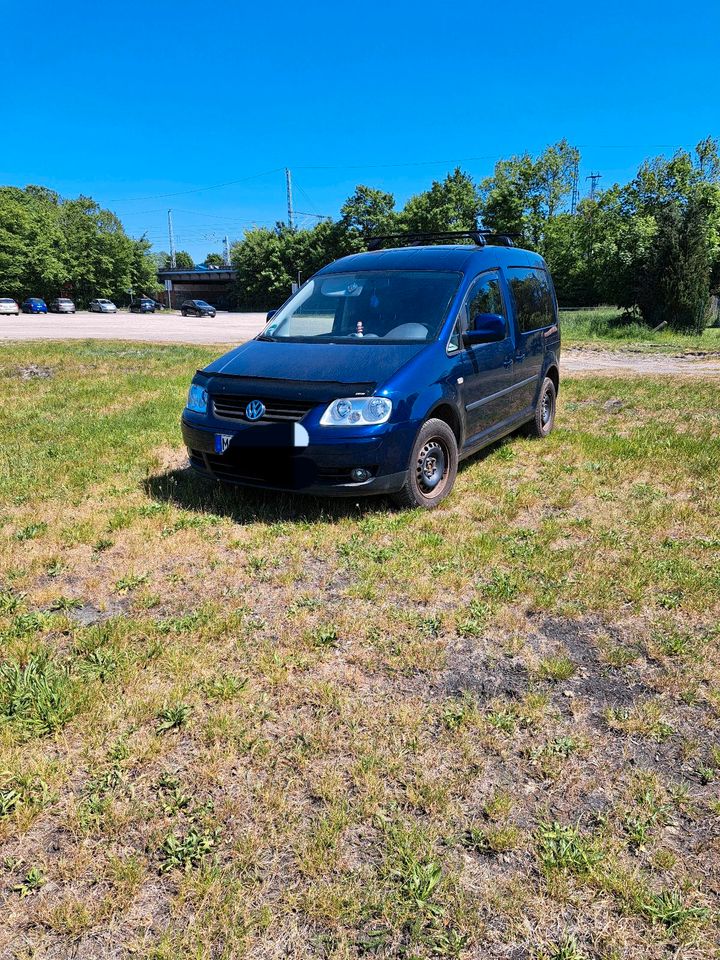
left=181, top=232, right=560, bottom=509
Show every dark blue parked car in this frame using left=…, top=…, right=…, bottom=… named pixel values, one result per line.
left=21, top=298, right=48, bottom=314
left=181, top=233, right=561, bottom=508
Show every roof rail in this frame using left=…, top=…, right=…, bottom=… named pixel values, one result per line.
left=366, top=230, right=518, bottom=251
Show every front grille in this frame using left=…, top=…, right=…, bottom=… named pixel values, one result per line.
left=213, top=395, right=317, bottom=423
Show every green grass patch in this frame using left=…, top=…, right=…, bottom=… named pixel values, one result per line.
left=0, top=341, right=718, bottom=956
left=561, top=306, right=720, bottom=353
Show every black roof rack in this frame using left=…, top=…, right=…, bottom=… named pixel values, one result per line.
left=366, top=230, right=519, bottom=251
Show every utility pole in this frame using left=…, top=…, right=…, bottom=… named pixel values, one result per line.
left=585, top=173, right=602, bottom=307
left=570, top=159, right=580, bottom=215
left=285, top=168, right=294, bottom=230
left=223, top=235, right=230, bottom=266
left=167, top=209, right=176, bottom=268
left=586, top=172, right=602, bottom=201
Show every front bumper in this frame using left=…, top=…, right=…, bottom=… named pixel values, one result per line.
left=181, top=416, right=409, bottom=497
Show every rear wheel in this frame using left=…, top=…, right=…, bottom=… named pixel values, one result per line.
left=391, top=418, right=458, bottom=510
left=526, top=376, right=557, bottom=438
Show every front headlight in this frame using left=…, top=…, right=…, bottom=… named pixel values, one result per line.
left=320, top=396, right=392, bottom=426
left=186, top=383, right=208, bottom=414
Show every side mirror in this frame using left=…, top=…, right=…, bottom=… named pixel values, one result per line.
left=462, top=313, right=506, bottom=346
left=266, top=309, right=278, bottom=322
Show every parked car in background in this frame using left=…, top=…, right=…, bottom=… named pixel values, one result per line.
left=181, top=231, right=560, bottom=508
left=129, top=298, right=157, bottom=313
left=89, top=299, right=117, bottom=313
left=49, top=298, right=76, bottom=313
left=22, top=298, right=48, bottom=314
left=0, top=298, right=19, bottom=315
left=181, top=299, right=216, bottom=318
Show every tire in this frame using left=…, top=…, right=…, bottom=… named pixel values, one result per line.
left=181, top=310, right=187, bottom=317
left=526, top=376, right=557, bottom=438
left=390, top=418, right=458, bottom=510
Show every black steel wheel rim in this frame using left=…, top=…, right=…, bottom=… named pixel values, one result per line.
left=416, top=439, right=447, bottom=495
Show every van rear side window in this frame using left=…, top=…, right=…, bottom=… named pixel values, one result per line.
left=508, top=267, right=555, bottom=332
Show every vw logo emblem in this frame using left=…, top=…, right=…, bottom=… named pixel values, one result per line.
left=245, top=399, right=265, bottom=421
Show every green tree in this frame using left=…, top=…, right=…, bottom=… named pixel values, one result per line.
left=480, top=140, right=580, bottom=251
left=231, top=226, right=293, bottom=309
left=158, top=250, right=194, bottom=270
left=231, top=220, right=359, bottom=309
left=0, top=186, right=157, bottom=306
left=636, top=198, right=711, bottom=333
left=59, top=197, right=132, bottom=303
left=594, top=139, right=720, bottom=315
left=204, top=252, right=226, bottom=267
left=401, top=168, right=481, bottom=234
left=129, top=235, right=163, bottom=299
left=340, top=185, right=397, bottom=239
left=0, top=187, right=65, bottom=300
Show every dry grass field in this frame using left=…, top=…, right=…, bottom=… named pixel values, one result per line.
left=1, top=341, right=719, bottom=959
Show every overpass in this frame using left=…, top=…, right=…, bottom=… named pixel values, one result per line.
left=157, top=265, right=237, bottom=309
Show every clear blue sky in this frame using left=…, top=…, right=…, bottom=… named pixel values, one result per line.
left=4, top=0, right=719, bottom=262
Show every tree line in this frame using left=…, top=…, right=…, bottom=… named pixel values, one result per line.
left=0, top=186, right=159, bottom=305
left=2, top=140, right=718, bottom=330
left=231, top=138, right=720, bottom=333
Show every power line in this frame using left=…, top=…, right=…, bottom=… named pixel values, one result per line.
left=102, top=142, right=697, bottom=210
left=105, top=167, right=284, bottom=203
left=172, top=208, right=277, bottom=224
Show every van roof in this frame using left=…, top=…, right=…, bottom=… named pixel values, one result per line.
left=318, top=244, right=547, bottom=275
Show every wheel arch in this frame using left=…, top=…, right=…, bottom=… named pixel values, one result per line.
left=545, top=364, right=560, bottom=394
left=425, top=401, right=462, bottom=444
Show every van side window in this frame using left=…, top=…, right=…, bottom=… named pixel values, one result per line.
left=508, top=267, right=555, bottom=332
left=448, top=272, right=507, bottom=353
left=466, top=274, right=507, bottom=330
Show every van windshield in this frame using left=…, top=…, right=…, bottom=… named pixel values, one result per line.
left=261, top=270, right=461, bottom=343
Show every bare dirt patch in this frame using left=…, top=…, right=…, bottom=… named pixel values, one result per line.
left=564, top=348, right=720, bottom=377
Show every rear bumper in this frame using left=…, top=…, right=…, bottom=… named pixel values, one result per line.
left=181, top=417, right=409, bottom=497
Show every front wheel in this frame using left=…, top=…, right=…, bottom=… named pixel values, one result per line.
left=391, top=418, right=458, bottom=510
left=526, top=376, right=557, bottom=438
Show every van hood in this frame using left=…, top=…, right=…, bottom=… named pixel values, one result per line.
left=203, top=339, right=425, bottom=390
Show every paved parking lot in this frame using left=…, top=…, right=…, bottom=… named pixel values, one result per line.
left=0, top=310, right=266, bottom=345
left=3, top=312, right=720, bottom=376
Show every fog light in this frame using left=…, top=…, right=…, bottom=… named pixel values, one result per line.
left=350, top=467, right=370, bottom=483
